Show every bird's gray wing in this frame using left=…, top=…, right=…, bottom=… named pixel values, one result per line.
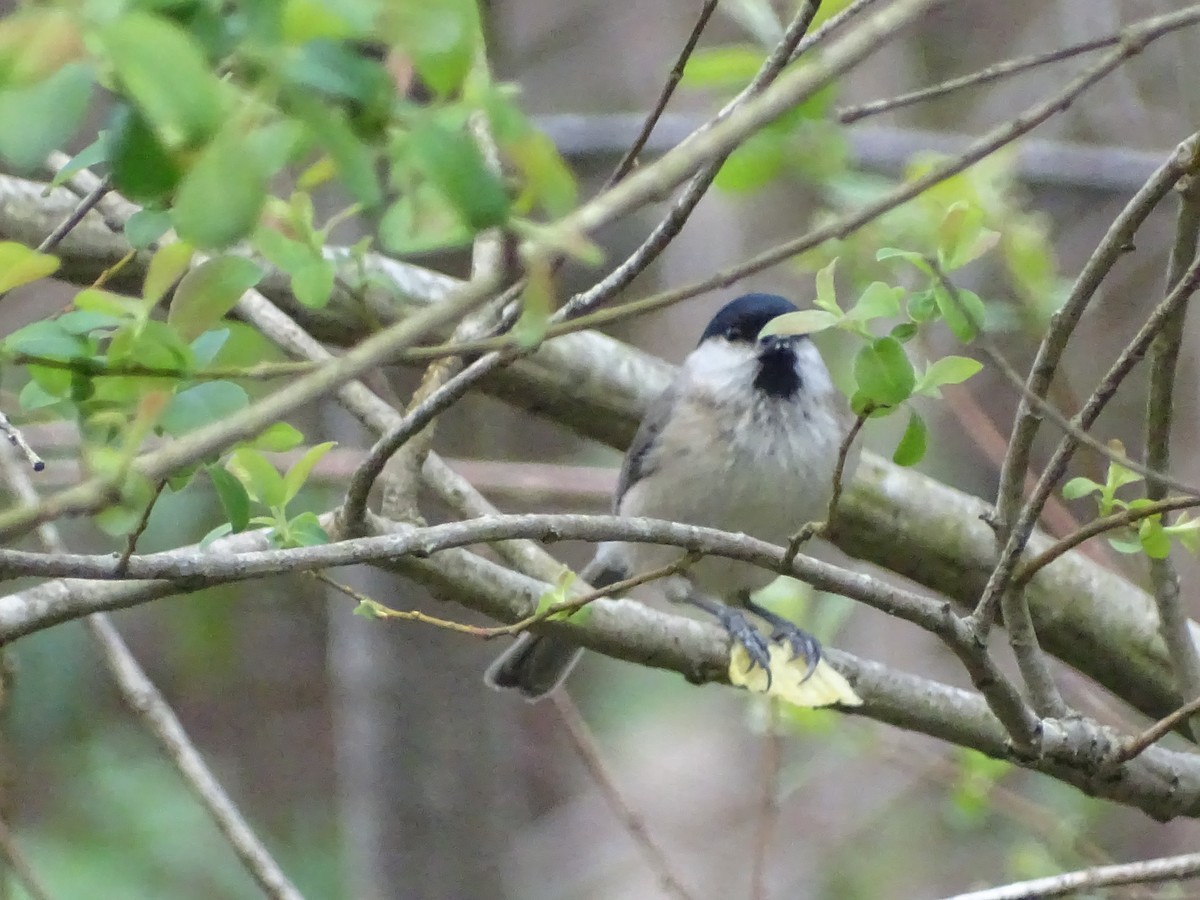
left=613, top=381, right=679, bottom=511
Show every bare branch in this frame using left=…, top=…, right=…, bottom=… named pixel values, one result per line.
left=1144, top=174, right=1200, bottom=722
left=550, top=693, right=697, bottom=900
left=948, top=851, right=1200, bottom=900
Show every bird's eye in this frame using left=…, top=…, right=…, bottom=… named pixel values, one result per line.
left=724, top=327, right=739, bottom=341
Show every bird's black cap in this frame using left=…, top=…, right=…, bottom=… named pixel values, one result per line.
left=699, top=294, right=799, bottom=345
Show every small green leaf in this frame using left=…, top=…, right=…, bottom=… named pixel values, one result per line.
left=757, top=309, right=838, bottom=339
left=0, top=242, right=59, bottom=292
left=1062, top=477, right=1100, bottom=500
left=507, top=129, right=577, bottom=217
left=107, top=104, right=183, bottom=204
left=934, top=285, right=978, bottom=342
left=0, top=61, right=91, bottom=170
left=251, top=422, right=305, bottom=452
left=161, top=381, right=249, bottom=436
left=907, top=289, right=937, bottom=323
left=849, top=281, right=903, bottom=322
left=714, top=130, right=785, bottom=192
left=291, top=97, right=381, bottom=207
left=169, top=256, right=263, bottom=341
left=1107, top=533, right=1144, bottom=555
left=291, top=257, right=336, bottom=308
left=814, top=259, right=840, bottom=314
left=190, top=329, right=229, bottom=366
left=853, top=336, right=915, bottom=407
left=915, top=356, right=983, bottom=395
left=143, top=241, right=195, bottom=303
left=74, top=288, right=147, bottom=319
left=891, top=322, right=918, bottom=342
left=382, top=0, right=481, bottom=96
left=410, top=120, right=510, bottom=230
left=4, top=319, right=85, bottom=358
left=125, top=209, right=173, bottom=250
left=876, top=247, right=933, bottom=274
left=200, top=522, right=234, bottom=549
left=228, top=447, right=286, bottom=508
left=892, top=410, right=927, bottom=466
left=282, top=440, right=336, bottom=505
left=56, top=310, right=123, bottom=335
left=681, top=45, right=764, bottom=88
left=207, top=463, right=250, bottom=532
left=286, top=510, right=329, bottom=546
left=1140, top=518, right=1172, bottom=559
left=102, top=12, right=224, bottom=149
left=172, top=129, right=269, bottom=249
left=49, top=136, right=107, bottom=188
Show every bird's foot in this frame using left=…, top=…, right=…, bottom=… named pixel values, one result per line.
left=767, top=623, right=821, bottom=683
left=716, top=607, right=773, bottom=687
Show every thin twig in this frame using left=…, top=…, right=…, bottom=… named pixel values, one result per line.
left=36, top=175, right=111, bottom=253
left=115, top=479, right=166, bottom=577
left=995, top=129, right=1200, bottom=538
left=0, top=409, right=44, bottom=472
left=602, top=0, right=720, bottom=189
left=0, top=445, right=306, bottom=900
left=946, top=850, right=1200, bottom=900
left=837, top=34, right=1121, bottom=124
left=1143, top=174, right=1200, bottom=724
left=0, top=815, right=56, bottom=900
left=1014, top=495, right=1200, bottom=587
left=6, top=354, right=318, bottom=381
left=783, top=410, right=867, bottom=567
left=750, top=700, right=782, bottom=900
left=550, top=692, right=697, bottom=900
left=1115, top=693, right=1200, bottom=765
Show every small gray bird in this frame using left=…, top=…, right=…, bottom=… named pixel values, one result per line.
left=485, top=293, right=858, bottom=701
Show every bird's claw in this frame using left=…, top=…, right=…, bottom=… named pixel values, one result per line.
left=717, top=607, right=773, bottom=688
left=770, top=625, right=822, bottom=683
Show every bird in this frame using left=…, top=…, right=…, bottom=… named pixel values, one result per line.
left=484, top=293, right=859, bottom=701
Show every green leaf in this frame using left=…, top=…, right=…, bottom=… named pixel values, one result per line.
left=915, top=356, right=983, bottom=395
left=907, top=289, right=937, bottom=323
left=284, top=37, right=392, bottom=109
left=291, top=97, right=381, bottom=207
left=125, top=209, right=173, bottom=250
left=286, top=510, right=329, bottom=546
left=382, top=0, right=481, bottom=96
left=143, top=241, right=195, bottom=303
left=1140, top=518, right=1172, bottom=559
left=892, top=410, right=927, bottom=466
left=207, top=463, right=250, bottom=532
left=172, top=129, right=269, bottom=249
left=56, top=310, right=123, bottom=335
left=169, top=256, right=263, bottom=341
left=19, top=378, right=67, bottom=411
left=251, top=422, right=305, bottom=452
left=102, top=12, right=224, bottom=149
left=853, top=336, right=915, bottom=407
left=681, top=45, right=764, bottom=88
left=848, top=281, right=903, bottom=322
left=934, top=284, right=979, bottom=342
left=1061, top=477, right=1100, bottom=500
left=160, top=381, right=249, bottom=436
left=757, top=309, right=838, bottom=339
left=190, top=329, right=229, bottom=366
left=49, top=136, right=107, bottom=188
left=200, top=521, right=234, bottom=549
left=74, top=287, right=147, bottom=319
left=228, top=447, right=286, bottom=508
left=4, top=319, right=85, bottom=359
left=410, top=120, right=510, bottom=229
left=282, top=440, right=336, bottom=505
left=891, top=322, right=918, bottom=342
left=1107, top=533, right=1144, bottom=555
left=876, top=247, right=933, bottom=274
left=507, top=129, right=577, bottom=217
left=107, top=104, right=183, bottom=204
left=0, top=61, right=91, bottom=170
left=378, top=186, right=473, bottom=255
left=714, top=130, right=785, bottom=192
left=291, top=257, right=336, bottom=308
left=814, top=259, right=840, bottom=314
left=0, top=242, right=59, bottom=292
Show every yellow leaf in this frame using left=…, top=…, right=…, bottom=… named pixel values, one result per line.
left=729, top=642, right=862, bottom=708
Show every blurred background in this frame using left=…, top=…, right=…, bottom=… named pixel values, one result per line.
left=7, top=0, right=1200, bottom=897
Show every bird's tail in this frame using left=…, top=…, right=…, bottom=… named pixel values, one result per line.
left=483, top=558, right=626, bottom=701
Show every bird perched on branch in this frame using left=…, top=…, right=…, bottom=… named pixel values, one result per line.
left=485, top=293, right=859, bottom=701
